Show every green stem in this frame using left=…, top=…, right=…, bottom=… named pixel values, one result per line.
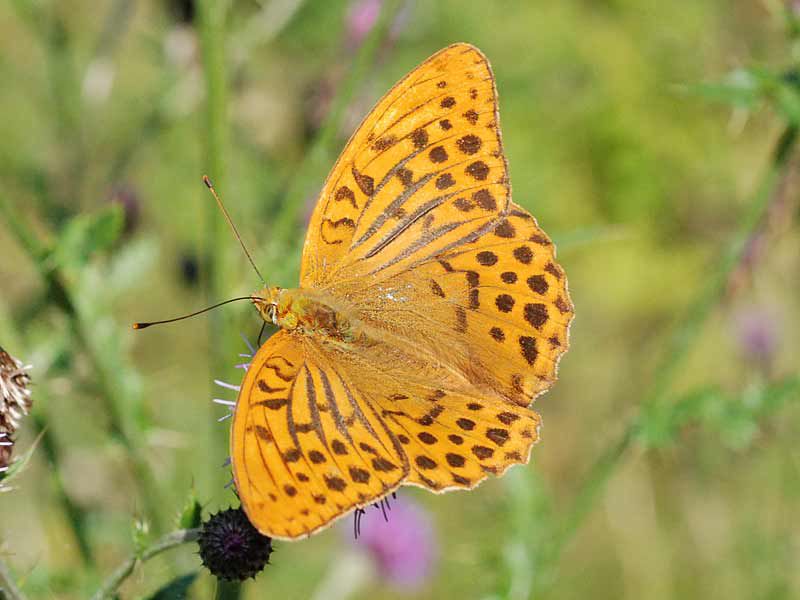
left=89, top=529, right=200, bottom=600
left=198, top=0, right=230, bottom=318
left=0, top=556, right=28, bottom=600
left=272, top=0, right=404, bottom=246
left=197, top=0, right=232, bottom=466
left=0, top=192, right=48, bottom=261
left=197, top=4, right=240, bottom=598
left=10, top=1, right=85, bottom=219
left=215, top=580, right=244, bottom=600
left=544, top=124, right=798, bottom=574
left=646, top=125, right=796, bottom=406
left=31, top=414, right=93, bottom=566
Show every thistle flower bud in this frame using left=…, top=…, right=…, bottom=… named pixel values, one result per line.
left=198, top=506, right=273, bottom=581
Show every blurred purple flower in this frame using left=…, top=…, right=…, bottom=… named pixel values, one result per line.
left=735, top=308, right=779, bottom=366
left=350, top=496, right=438, bottom=589
left=108, top=184, right=141, bottom=235
left=346, top=0, right=383, bottom=49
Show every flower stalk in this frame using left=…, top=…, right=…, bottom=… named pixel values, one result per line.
left=0, top=556, right=27, bottom=600
left=90, top=528, right=200, bottom=600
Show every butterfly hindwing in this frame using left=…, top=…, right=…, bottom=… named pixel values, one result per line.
left=232, top=331, right=408, bottom=539
left=320, top=339, right=541, bottom=493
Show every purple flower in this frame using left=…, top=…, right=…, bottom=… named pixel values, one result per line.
left=108, top=184, right=141, bottom=235
left=350, top=496, right=438, bottom=589
left=735, top=308, right=779, bottom=367
left=346, top=0, right=383, bottom=49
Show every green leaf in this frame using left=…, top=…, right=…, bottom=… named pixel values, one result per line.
left=145, top=572, right=198, bottom=600
left=176, top=486, right=203, bottom=530
left=132, top=516, right=151, bottom=556
left=685, top=65, right=800, bottom=124
left=49, top=204, right=124, bottom=270
left=637, top=375, right=800, bottom=450
left=775, top=82, right=800, bottom=124
left=684, top=68, right=766, bottom=109
left=636, top=387, right=721, bottom=448
left=0, top=429, right=44, bottom=489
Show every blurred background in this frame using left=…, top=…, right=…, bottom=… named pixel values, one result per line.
left=1, top=1, right=799, bottom=599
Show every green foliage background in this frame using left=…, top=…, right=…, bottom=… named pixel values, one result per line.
left=0, top=1, right=798, bottom=598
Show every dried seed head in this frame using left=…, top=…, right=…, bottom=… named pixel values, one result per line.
left=0, top=432, right=12, bottom=473
left=0, top=346, right=33, bottom=464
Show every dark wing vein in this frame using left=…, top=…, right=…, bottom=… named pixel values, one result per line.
left=318, top=368, right=353, bottom=443
left=363, top=192, right=458, bottom=259
left=353, top=172, right=436, bottom=246
left=305, top=367, right=328, bottom=449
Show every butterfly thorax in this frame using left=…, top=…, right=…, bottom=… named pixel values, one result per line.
left=253, top=287, right=362, bottom=343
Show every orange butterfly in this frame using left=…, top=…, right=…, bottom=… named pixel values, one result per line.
left=223, top=43, right=574, bottom=539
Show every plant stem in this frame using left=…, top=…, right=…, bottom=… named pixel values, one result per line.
left=197, top=0, right=230, bottom=373
left=197, top=0, right=232, bottom=479
left=9, top=1, right=85, bottom=220
left=215, top=580, right=244, bottom=600
left=197, top=4, right=241, bottom=599
left=31, top=413, right=93, bottom=566
left=89, top=528, right=200, bottom=600
left=543, top=124, right=798, bottom=577
left=646, top=125, right=797, bottom=406
left=0, top=556, right=27, bottom=600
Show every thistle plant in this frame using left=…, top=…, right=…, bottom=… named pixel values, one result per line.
left=0, top=346, right=32, bottom=474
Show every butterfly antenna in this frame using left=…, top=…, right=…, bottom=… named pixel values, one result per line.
left=132, top=296, right=256, bottom=330
left=203, top=175, right=266, bottom=285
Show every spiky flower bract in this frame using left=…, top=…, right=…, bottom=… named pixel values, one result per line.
left=198, top=506, right=273, bottom=581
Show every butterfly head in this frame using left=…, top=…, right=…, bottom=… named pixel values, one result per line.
left=252, top=287, right=282, bottom=326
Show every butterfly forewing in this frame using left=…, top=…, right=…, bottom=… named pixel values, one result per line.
left=302, top=43, right=508, bottom=287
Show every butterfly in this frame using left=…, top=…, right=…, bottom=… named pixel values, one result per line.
left=232, top=43, right=573, bottom=539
